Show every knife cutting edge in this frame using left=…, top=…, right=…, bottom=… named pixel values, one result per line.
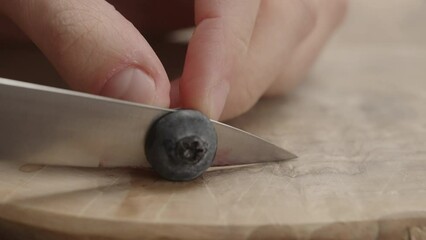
left=0, top=77, right=296, bottom=180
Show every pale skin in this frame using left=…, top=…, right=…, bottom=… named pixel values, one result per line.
left=0, top=0, right=347, bottom=120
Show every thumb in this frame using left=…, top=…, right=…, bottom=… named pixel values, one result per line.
left=0, top=0, right=170, bottom=107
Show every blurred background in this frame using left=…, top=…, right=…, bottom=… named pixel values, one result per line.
left=334, top=0, right=426, bottom=46
left=307, top=0, right=426, bottom=104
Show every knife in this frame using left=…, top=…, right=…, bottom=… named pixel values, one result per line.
left=0, top=77, right=296, bottom=180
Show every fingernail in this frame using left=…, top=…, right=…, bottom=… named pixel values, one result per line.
left=100, top=67, right=156, bottom=104
left=209, top=83, right=230, bottom=120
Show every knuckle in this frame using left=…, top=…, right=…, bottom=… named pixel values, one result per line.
left=314, top=0, right=348, bottom=27
left=45, top=3, right=106, bottom=58
left=229, top=81, right=263, bottom=116
left=296, top=0, right=319, bottom=39
left=330, top=0, right=349, bottom=14
left=52, top=16, right=98, bottom=56
left=329, top=0, right=349, bottom=23
left=226, top=96, right=257, bottom=118
left=265, top=77, right=295, bottom=97
left=221, top=78, right=259, bottom=119
left=263, top=0, right=318, bottom=41
left=230, top=28, right=250, bottom=57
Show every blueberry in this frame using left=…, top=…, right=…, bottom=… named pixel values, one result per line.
left=145, top=110, right=217, bottom=181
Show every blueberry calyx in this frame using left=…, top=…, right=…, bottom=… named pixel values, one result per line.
left=175, top=136, right=208, bottom=163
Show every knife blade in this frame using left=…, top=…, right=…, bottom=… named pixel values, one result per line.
left=0, top=77, right=296, bottom=169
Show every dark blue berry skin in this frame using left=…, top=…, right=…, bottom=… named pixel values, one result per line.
left=145, top=110, right=217, bottom=181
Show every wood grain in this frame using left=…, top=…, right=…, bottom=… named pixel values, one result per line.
left=1, top=0, right=426, bottom=239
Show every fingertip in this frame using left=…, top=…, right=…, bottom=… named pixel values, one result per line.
left=180, top=81, right=229, bottom=120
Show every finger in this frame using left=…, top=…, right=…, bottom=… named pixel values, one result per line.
left=220, top=0, right=316, bottom=120
left=179, top=0, right=261, bottom=119
left=265, top=0, right=348, bottom=96
left=0, top=0, right=170, bottom=107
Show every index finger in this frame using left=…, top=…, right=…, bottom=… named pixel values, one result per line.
left=179, top=0, right=260, bottom=119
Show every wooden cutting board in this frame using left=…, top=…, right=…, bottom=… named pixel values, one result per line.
left=1, top=0, right=426, bottom=239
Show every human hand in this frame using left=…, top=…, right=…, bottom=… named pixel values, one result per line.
left=0, top=0, right=347, bottom=120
